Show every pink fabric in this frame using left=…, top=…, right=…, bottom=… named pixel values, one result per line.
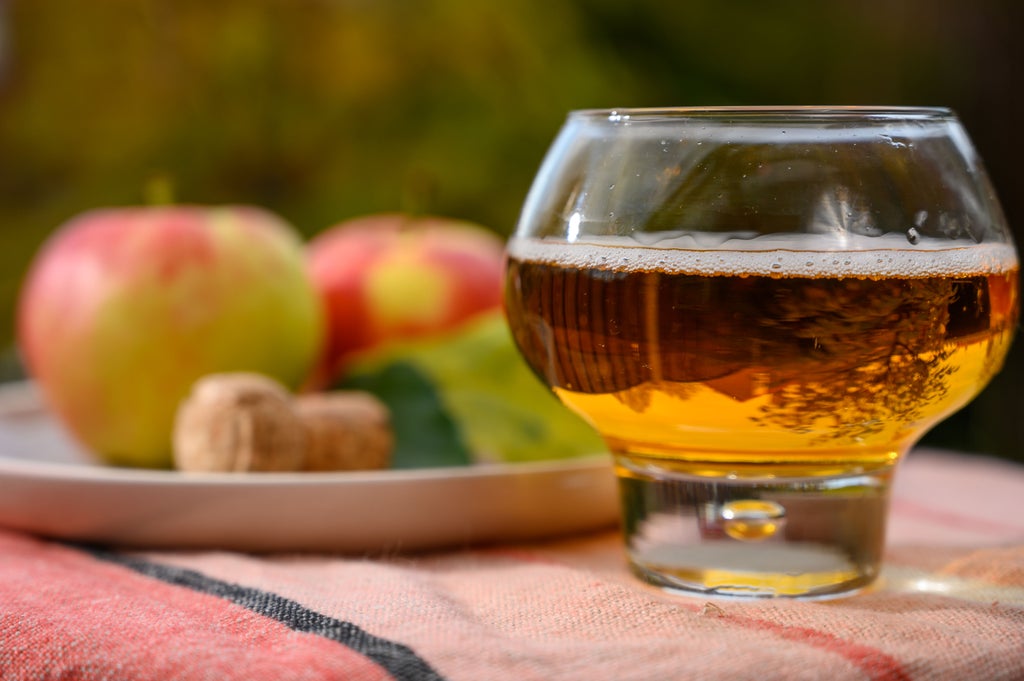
left=2, top=449, right=1023, bottom=681
left=0, top=534, right=391, bottom=680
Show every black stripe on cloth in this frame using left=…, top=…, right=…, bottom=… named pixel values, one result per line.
left=82, top=547, right=446, bottom=681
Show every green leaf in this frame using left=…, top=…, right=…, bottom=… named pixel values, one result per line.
left=339, top=311, right=607, bottom=466
left=337, top=361, right=472, bottom=469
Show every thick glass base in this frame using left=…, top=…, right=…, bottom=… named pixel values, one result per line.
left=616, top=456, right=893, bottom=598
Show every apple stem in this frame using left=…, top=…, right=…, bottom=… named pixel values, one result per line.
left=144, top=173, right=176, bottom=206
left=401, top=170, right=437, bottom=218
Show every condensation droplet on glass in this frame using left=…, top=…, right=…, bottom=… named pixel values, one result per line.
left=906, top=227, right=921, bottom=245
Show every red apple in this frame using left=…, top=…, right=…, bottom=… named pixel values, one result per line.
left=17, top=205, right=324, bottom=468
left=306, top=213, right=505, bottom=387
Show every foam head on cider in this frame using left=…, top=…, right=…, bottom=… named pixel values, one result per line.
left=506, top=232, right=1018, bottom=279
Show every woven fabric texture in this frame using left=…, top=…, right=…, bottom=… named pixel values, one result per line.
left=1, top=450, right=1022, bottom=681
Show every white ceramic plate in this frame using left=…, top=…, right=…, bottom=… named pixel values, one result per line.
left=0, top=382, right=617, bottom=553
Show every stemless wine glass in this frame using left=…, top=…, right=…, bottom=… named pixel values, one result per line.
left=504, top=107, right=1019, bottom=598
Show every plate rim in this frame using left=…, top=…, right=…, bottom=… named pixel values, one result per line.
left=0, top=449, right=614, bottom=486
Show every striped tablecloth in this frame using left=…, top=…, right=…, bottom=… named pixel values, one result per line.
left=2, top=449, right=1023, bottom=681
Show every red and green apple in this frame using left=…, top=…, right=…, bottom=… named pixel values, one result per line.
left=305, top=213, right=505, bottom=387
left=17, top=205, right=324, bottom=468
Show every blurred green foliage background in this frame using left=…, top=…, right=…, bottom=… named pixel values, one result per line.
left=1, top=0, right=1021, bottom=460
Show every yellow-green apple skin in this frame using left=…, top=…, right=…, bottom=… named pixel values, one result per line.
left=17, top=205, right=324, bottom=468
left=306, top=213, right=505, bottom=388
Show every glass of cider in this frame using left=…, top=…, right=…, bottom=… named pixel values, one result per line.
left=504, top=107, right=1019, bottom=598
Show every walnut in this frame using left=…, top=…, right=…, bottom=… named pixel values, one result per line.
left=293, top=391, right=393, bottom=472
left=173, top=373, right=306, bottom=472
left=172, top=372, right=394, bottom=473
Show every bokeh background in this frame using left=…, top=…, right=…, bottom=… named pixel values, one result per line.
left=1, top=0, right=1021, bottom=461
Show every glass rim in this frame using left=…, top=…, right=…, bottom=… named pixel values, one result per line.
left=568, top=105, right=955, bottom=122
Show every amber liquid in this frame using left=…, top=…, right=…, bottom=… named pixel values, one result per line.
left=505, top=236, right=1019, bottom=477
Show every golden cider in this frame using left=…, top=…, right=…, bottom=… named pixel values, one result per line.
left=505, top=235, right=1019, bottom=477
